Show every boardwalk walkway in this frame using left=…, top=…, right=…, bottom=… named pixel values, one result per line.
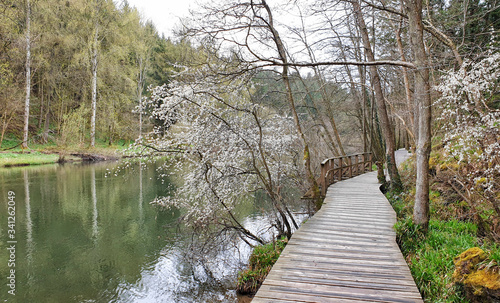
left=253, top=150, right=422, bottom=302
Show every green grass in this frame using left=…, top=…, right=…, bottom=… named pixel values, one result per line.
left=237, top=237, right=288, bottom=295
left=0, top=137, right=132, bottom=167
left=0, top=152, right=59, bottom=167
left=388, top=194, right=500, bottom=302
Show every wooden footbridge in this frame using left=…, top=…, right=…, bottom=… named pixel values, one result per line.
left=253, top=150, right=423, bottom=302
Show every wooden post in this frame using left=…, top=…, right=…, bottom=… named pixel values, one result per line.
left=320, top=161, right=327, bottom=197
left=329, top=160, right=332, bottom=188
left=354, top=154, right=359, bottom=176
left=338, top=158, right=343, bottom=181
left=348, top=156, right=353, bottom=178
left=369, top=153, right=373, bottom=171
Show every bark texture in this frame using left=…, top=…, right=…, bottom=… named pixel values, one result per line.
left=405, top=0, right=431, bottom=230
left=90, top=14, right=98, bottom=148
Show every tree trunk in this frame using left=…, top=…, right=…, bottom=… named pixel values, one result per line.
left=405, top=0, right=431, bottom=231
left=351, top=0, right=402, bottom=191
left=90, top=3, right=99, bottom=148
left=23, top=0, right=31, bottom=150
left=137, top=56, right=145, bottom=139
left=38, top=80, right=43, bottom=130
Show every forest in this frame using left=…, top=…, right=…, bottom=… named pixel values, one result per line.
left=0, top=0, right=195, bottom=148
left=1, top=0, right=499, bottom=301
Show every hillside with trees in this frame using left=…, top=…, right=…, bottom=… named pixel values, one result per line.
left=0, top=0, right=192, bottom=148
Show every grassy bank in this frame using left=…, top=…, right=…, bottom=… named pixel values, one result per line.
left=0, top=151, right=60, bottom=167
left=0, top=138, right=130, bottom=167
left=392, top=209, right=499, bottom=301
left=388, top=159, right=500, bottom=302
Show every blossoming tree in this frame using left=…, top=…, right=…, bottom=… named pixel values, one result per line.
left=137, top=65, right=302, bottom=245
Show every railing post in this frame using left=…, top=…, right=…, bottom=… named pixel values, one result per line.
left=368, top=153, right=373, bottom=171
left=339, top=157, right=344, bottom=180
left=320, top=162, right=327, bottom=197
left=359, top=154, right=363, bottom=174
left=328, top=159, right=334, bottom=186
left=348, top=156, right=353, bottom=178
left=353, top=154, right=359, bottom=176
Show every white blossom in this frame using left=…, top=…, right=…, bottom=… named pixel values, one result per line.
left=133, top=65, right=302, bottom=243
left=436, top=53, right=500, bottom=198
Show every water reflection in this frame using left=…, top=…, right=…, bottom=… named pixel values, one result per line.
left=24, top=170, right=34, bottom=296
left=91, top=166, right=98, bottom=240
left=0, top=161, right=299, bottom=302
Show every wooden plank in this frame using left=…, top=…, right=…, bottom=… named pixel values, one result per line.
left=253, top=170, right=423, bottom=302
left=261, top=278, right=422, bottom=299
left=269, top=267, right=419, bottom=287
left=288, top=235, right=395, bottom=249
left=285, top=248, right=405, bottom=262
left=269, top=259, right=412, bottom=276
left=298, top=222, right=396, bottom=233
left=255, top=286, right=421, bottom=303
left=296, top=229, right=395, bottom=241
left=285, top=243, right=403, bottom=256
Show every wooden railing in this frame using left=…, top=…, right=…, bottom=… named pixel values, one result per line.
left=316, top=153, right=373, bottom=197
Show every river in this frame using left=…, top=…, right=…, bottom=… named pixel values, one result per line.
left=0, top=160, right=290, bottom=302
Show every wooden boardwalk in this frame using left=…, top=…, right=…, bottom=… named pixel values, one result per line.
left=253, top=168, right=422, bottom=302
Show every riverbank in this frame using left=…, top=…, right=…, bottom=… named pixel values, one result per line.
left=0, top=141, right=127, bottom=167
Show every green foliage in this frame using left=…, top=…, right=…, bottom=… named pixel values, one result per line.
left=237, top=237, right=287, bottom=295
left=386, top=190, right=413, bottom=220
left=430, top=0, right=500, bottom=57
left=59, top=105, right=90, bottom=146
left=0, top=0, right=200, bottom=147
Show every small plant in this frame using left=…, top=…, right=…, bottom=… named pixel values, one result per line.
left=237, top=237, right=288, bottom=295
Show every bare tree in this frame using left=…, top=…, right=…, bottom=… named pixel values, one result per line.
left=22, top=0, right=31, bottom=150
left=351, top=0, right=402, bottom=191
left=90, top=0, right=99, bottom=148
left=142, top=65, right=301, bottom=241
left=137, top=56, right=146, bottom=139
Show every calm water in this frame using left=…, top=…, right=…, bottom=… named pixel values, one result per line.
left=0, top=161, right=272, bottom=303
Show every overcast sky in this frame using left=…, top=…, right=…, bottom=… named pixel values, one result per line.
left=124, top=0, right=195, bottom=37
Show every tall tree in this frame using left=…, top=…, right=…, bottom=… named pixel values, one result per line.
left=404, top=0, right=432, bottom=230
left=22, top=0, right=31, bottom=149
left=351, top=0, right=402, bottom=191
left=90, top=0, right=99, bottom=147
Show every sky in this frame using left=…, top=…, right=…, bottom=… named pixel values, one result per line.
left=124, top=0, right=195, bottom=37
